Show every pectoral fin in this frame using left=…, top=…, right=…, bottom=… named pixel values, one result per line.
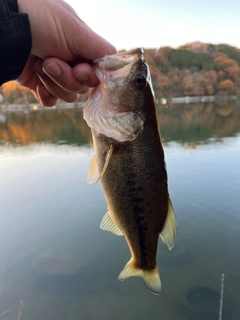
left=87, top=155, right=99, bottom=184
left=160, top=198, right=176, bottom=252
left=97, top=144, right=114, bottom=181
left=87, top=144, right=114, bottom=184
left=100, top=211, right=123, bottom=236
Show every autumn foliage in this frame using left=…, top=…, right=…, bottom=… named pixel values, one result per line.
left=1, top=81, right=37, bottom=104
left=144, top=42, right=240, bottom=98
left=218, top=79, right=234, bottom=92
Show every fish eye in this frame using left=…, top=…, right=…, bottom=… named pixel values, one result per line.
left=134, top=74, right=146, bottom=89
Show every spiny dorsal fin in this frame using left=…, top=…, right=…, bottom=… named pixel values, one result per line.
left=160, top=198, right=176, bottom=252
left=118, top=260, right=161, bottom=295
left=87, top=155, right=98, bottom=184
left=86, top=144, right=114, bottom=184
left=100, top=211, right=123, bottom=236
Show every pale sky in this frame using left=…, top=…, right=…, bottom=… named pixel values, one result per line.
left=65, top=0, right=240, bottom=50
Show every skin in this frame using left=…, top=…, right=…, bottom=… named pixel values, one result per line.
left=16, top=0, right=117, bottom=106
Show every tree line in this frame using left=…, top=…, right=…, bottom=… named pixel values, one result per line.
left=145, top=42, right=240, bottom=99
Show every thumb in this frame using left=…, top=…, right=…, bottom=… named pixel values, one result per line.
left=70, top=19, right=117, bottom=60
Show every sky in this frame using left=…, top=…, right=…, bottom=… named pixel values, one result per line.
left=65, top=0, right=240, bottom=50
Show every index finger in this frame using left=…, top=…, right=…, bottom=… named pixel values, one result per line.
left=42, top=58, right=97, bottom=92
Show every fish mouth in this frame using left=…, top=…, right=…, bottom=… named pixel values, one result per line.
left=93, top=48, right=144, bottom=62
left=93, top=48, right=144, bottom=71
left=91, top=48, right=145, bottom=85
left=91, top=48, right=148, bottom=87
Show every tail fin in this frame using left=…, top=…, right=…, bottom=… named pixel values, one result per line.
left=118, top=260, right=161, bottom=295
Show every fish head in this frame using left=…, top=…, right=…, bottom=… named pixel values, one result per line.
left=83, top=48, right=155, bottom=142
left=93, top=48, right=153, bottom=112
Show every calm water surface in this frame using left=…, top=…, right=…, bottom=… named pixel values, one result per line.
left=0, top=102, right=240, bottom=320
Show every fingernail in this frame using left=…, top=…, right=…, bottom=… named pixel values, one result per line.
left=44, top=63, right=61, bottom=76
left=75, top=73, right=89, bottom=82
left=39, top=86, right=50, bottom=97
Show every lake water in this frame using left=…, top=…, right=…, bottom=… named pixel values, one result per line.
left=0, top=102, right=240, bottom=320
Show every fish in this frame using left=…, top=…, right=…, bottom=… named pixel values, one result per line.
left=83, top=48, right=176, bottom=295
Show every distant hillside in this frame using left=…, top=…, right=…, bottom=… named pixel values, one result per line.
left=144, top=41, right=240, bottom=98
left=182, top=42, right=240, bottom=65
left=170, top=49, right=220, bottom=71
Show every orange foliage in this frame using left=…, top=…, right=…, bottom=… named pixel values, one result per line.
left=203, top=71, right=216, bottom=95
left=214, top=53, right=238, bottom=69
left=159, top=75, right=171, bottom=89
left=225, top=66, right=240, bottom=82
left=153, top=47, right=171, bottom=67
left=218, top=71, right=225, bottom=81
left=204, top=70, right=217, bottom=81
left=159, top=46, right=172, bottom=56
left=0, top=109, right=91, bottom=146
left=218, top=79, right=234, bottom=92
left=183, top=41, right=209, bottom=53
left=144, top=53, right=156, bottom=67
left=2, top=81, right=28, bottom=93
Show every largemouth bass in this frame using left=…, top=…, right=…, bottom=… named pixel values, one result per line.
left=83, top=48, right=176, bottom=295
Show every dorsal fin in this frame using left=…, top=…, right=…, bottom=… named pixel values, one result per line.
left=160, top=198, right=176, bottom=252
left=86, top=144, right=114, bottom=184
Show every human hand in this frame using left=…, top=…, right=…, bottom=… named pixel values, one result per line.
left=16, top=0, right=116, bottom=106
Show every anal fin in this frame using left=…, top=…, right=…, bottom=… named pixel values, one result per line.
left=160, top=198, right=176, bottom=252
left=100, top=211, right=123, bottom=236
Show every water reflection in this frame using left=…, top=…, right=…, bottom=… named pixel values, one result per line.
left=0, top=102, right=240, bottom=320
left=0, top=102, right=240, bottom=148
left=158, top=102, right=240, bottom=146
left=0, top=107, right=90, bottom=147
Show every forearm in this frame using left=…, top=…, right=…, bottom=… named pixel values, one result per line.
left=0, top=0, right=31, bottom=85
